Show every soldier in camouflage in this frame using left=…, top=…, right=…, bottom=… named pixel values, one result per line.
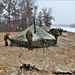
left=52, top=29, right=59, bottom=45
left=26, top=30, right=33, bottom=50
left=4, top=33, right=11, bottom=47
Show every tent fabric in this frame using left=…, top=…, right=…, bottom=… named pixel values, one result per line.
left=40, top=25, right=50, bottom=32
left=10, top=25, right=55, bottom=48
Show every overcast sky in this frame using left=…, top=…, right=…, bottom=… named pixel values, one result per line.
left=37, top=0, right=75, bottom=24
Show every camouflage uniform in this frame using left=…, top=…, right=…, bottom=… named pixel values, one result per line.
left=26, top=30, right=33, bottom=50
left=52, top=30, right=59, bottom=45
left=4, top=33, right=10, bottom=47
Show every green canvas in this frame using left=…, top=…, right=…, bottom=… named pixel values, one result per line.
left=40, top=25, right=50, bottom=32
left=10, top=25, right=55, bottom=48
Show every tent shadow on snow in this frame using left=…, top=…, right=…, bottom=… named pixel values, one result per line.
left=10, top=25, right=55, bottom=48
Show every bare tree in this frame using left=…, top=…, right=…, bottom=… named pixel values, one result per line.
left=38, top=11, right=42, bottom=27
left=0, top=2, right=5, bottom=31
left=0, top=0, right=36, bottom=31
left=2, top=0, right=14, bottom=31
left=2, top=0, right=21, bottom=31
left=0, top=2, right=5, bottom=23
left=42, top=7, right=55, bottom=27
left=19, top=0, right=36, bottom=29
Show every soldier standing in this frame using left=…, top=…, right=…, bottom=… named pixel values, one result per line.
left=26, top=30, right=33, bottom=50
left=4, top=33, right=11, bottom=47
left=52, top=30, right=59, bottom=45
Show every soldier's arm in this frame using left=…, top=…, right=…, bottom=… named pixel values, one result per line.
left=26, top=33, right=28, bottom=38
left=7, top=36, right=11, bottom=40
left=31, top=33, right=33, bottom=37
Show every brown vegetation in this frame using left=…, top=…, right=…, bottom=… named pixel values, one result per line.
left=0, top=32, right=75, bottom=75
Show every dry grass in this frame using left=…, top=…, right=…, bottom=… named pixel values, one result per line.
left=0, top=32, right=75, bottom=75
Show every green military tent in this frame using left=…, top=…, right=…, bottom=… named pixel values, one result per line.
left=40, top=25, right=50, bottom=32
left=10, top=25, right=55, bottom=48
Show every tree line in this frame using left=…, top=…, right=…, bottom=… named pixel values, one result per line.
left=0, top=0, right=55, bottom=32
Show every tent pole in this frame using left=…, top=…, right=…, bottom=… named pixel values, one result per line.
left=33, top=17, right=36, bottom=33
